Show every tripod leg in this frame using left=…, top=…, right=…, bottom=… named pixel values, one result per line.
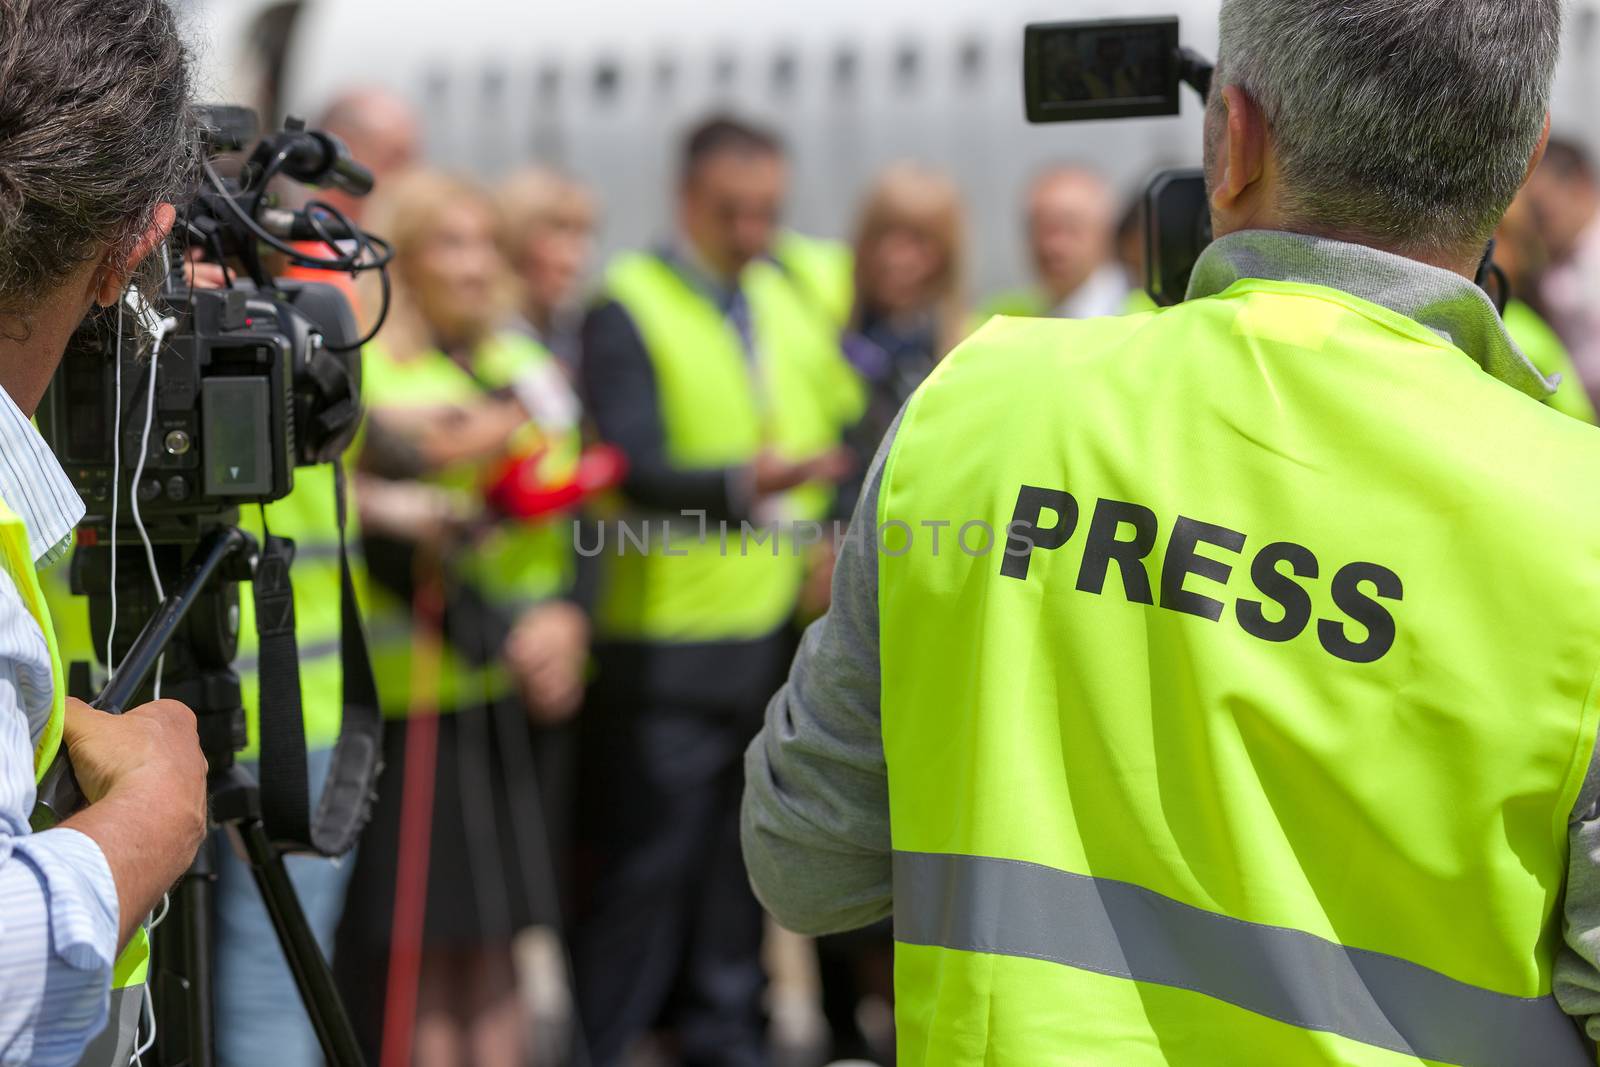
left=180, top=871, right=215, bottom=1067
left=145, top=842, right=216, bottom=1067
left=229, top=818, right=366, bottom=1067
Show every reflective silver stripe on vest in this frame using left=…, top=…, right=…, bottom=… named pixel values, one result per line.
left=289, top=541, right=355, bottom=565
left=71, top=984, right=142, bottom=1067
left=893, top=851, right=1591, bottom=1067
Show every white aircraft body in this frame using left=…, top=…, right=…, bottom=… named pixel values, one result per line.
left=181, top=0, right=1600, bottom=295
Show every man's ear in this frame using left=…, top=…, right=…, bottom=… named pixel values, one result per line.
left=1522, top=113, right=1553, bottom=188
left=93, top=202, right=178, bottom=308
left=1210, top=84, right=1268, bottom=215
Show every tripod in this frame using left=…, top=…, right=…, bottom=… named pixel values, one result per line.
left=66, top=524, right=365, bottom=1067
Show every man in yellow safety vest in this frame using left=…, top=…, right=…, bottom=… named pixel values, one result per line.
left=0, top=1, right=208, bottom=1064
left=576, top=113, right=860, bottom=1062
left=744, top=1, right=1600, bottom=1064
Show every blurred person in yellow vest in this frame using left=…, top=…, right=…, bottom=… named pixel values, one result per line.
left=773, top=229, right=856, bottom=332
left=497, top=168, right=598, bottom=371
left=745, top=0, right=1600, bottom=1063
left=573, top=113, right=858, bottom=1065
left=980, top=166, right=1131, bottom=321
left=332, top=171, right=587, bottom=1067
left=1495, top=192, right=1596, bottom=422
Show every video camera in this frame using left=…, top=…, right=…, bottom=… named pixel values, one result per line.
left=1023, top=16, right=1216, bottom=306
left=38, top=106, right=384, bottom=545
left=29, top=101, right=389, bottom=831
left=1022, top=18, right=1517, bottom=313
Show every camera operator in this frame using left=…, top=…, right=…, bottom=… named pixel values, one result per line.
left=745, top=0, right=1600, bottom=1063
left=0, top=0, right=207, bottom=1063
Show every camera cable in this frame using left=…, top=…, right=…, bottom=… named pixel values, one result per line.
left=125, top=286, right=178, bottom=698
left=110, top=304, right=153, bottom=1067
left=106, top=307, right=125, bottom=675
left=130, top=890, right=170, bottom=1066
left=200, top=158, right=395, bottom=353
left=201, top=158, right=392, bottom=274
left=116, top=284, right=178, bottom=1065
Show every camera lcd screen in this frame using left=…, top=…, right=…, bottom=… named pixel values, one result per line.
left=202, top=376, right=273, bottom=498
left=1025, top=18, right=1180, bottom=123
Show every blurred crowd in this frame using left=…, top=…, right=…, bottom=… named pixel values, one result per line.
left=187, top=85, right=1600, bottom=1067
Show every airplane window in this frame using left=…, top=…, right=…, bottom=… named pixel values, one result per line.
left=481, top=66, right=506, bottom=101
left=593, top=58, right=621, bottom=102
left=536, top=63, right=562, bottom=102
left=895, top=41, right=921, bottom=86
left=832, top=45, right=857, bottom=90
left=958, top=36, right=985, bottom=81
left=422, top=67, right=449, bottom=103
left=654, top=54, right=678, bottom=94
left=771, top=49, right=798, bottom=95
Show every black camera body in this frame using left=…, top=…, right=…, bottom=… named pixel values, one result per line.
left=36, top=106, right=376, bottom=543
left=1144, top=169, right=1213, bottom=307
left=41, top=281, right=361, bottom=544
left=31, top=103, right=389, bottom=872
left=1023, top=17, right=1216, bottom=305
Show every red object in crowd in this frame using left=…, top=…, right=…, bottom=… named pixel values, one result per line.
left=379, top=565, right=445, bottom=1067
left=484, top=443, right=628, bottom=521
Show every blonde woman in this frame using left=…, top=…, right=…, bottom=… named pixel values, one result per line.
left=496, top=168, right=598, bottom=367
left=336, top=171, right=587, bottom=1067
left=838, top=164, right=968, bottom=499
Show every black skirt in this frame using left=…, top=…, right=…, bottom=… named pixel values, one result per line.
left=338, top=696, right=564, bottom=950
left=334, top=695, right=576, bottom=1061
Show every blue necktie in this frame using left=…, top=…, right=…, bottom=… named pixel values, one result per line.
left=724, top=286, right=757, bottom=365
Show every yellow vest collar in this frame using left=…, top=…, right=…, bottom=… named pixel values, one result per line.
left=1190, top=230, right=1554, bottom=401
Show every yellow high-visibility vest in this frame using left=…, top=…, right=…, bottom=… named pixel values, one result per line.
left=593, top=252, right=862, bottom=642
left=0, top=500, right=147, bottom=1063
left=878, top=282, right=1599, bottom=1065
left=360, top=332, right=578, bottom=717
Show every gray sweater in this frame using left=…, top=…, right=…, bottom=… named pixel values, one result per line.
left=740, top=229, right=1600, bottom=1038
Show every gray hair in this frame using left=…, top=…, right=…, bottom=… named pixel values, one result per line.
left=0, top=0, right=195, bottom=331
left=1217, top=0, right=1563, bottom=256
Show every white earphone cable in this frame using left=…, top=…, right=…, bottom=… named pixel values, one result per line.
left=122, top=283, right=178, bottom=1064
left=125, top=288, right=174, bottom=698
left=106, top=310, right=124, bottom=675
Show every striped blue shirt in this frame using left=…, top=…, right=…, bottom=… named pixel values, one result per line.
left=0, top=384, right=119, bottom=1067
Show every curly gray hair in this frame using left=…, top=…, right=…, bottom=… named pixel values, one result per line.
left=0, top=0, right=195, bottom=331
